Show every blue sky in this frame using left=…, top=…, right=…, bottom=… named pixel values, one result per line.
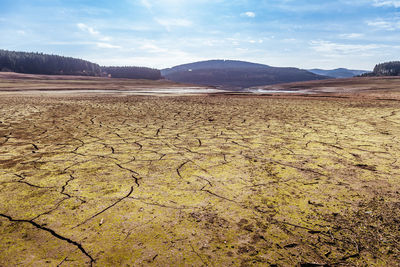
left=1, top=0, right=400, bottom=70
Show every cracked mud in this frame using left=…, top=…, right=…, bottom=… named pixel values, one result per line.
left=1, top=94, right=400, bottom=266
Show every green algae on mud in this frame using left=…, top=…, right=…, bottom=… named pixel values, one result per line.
left=0, top=94, right=400, bottom=266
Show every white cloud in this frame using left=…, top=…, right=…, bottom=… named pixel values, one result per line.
left=282, top=38, right=297, bottom=43
left=339, top=33, right=364, bottom=39
left=236, top=48, right=249, bottom=52
left=48, top=41, right=92, bottom=46
left=96, top=42, right=121, bottom=49
left=77, top=23, right=100, bottom=36
left=141, top=0, right=152, bottom=9
left=47, top=41, right=121, bottom=49
left=155, top=18, right=192, bottom=31
left=367, top=18, right=400, bottom=30
left=140, top=43, right=167, bottom=53
left=241, top=11, right=256, bottom=18
left=91, top=49, right=204, bottom=69
left=310, top=40, right=382, bottom=54
left=77, top=23, right=118, bottom=48
left=99, top=36, right=111, bottom=42
left=372, top=0, right=400, bottom=8
left=139, top=0, right=191, bottom=10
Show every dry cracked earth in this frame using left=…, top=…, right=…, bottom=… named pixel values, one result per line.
left=0, top=94, right=400, bottom=266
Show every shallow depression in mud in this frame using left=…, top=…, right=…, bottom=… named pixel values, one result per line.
left=246, top=88, right=315, bottom=94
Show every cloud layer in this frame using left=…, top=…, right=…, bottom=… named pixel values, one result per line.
left=1, top=0, right=400, bottom=69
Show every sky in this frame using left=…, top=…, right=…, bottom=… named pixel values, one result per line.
left=1, top=0, right=400, bottom=70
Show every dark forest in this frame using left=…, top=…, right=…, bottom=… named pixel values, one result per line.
left=0, top=50, right=161, bottom=80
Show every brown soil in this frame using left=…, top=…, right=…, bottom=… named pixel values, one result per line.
left=0, top=74, right=399, bottom=266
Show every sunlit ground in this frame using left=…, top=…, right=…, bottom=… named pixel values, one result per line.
left=0, top=93, right=400, bottom=266
left=0, top=77, right=399, bottom=266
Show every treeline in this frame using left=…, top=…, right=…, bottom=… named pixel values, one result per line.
left=0, top=49, right=102, bottom=76
left=0, top=49, right=162, bottom=80
left=362, top=61, right=400, bottom=77
left=101, top=66, right=161, bottom=80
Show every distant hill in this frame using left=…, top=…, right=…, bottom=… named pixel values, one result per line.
left=162, top=60, right=328, bottom=89
left=361, top=61, right=400, bottom=77
left=0, top=49, right=160, bottom=80
left=161, top=60, right=269, bottom=76
left=308, top=68, right=369, bottom=78
left=101, top=66, right=161, bottom=80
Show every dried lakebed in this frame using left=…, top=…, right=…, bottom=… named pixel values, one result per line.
left=0, top=94, right=399, bottom=266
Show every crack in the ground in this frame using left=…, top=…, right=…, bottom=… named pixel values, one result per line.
left=0, top=213, right=95, bottom=265
left=60, top=174, right=75, bottom=198
left=31, top=197, right=70, bottom=220
left=13, top=174, right=54, bottom=189
left=73, top=186, right=134, bottom=228
left=197, top=138, right=202, bottom=147
left=200, top=187, right=238, bottom=203
left=115, top=163, right=139, bottom=176
left=190, top=242, right=208, bottom=266
left=177, top=160, right=191, bottom=179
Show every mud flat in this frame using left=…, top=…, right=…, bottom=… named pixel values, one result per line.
left=0, top=75, right=400, bottom=266
left=250, top=76, right=400, bottom=100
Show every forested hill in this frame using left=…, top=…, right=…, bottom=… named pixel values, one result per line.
left=161, top=60, right=270, bottom=76
left=0, top=49, right=102, bottom=76
left=0, top=49, right=161, bottom=79
left=362, top=61, right=400, bottom=76
left=101, top=66, right=161, bottom=80
left=162, top=60, right=328, bottom=89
